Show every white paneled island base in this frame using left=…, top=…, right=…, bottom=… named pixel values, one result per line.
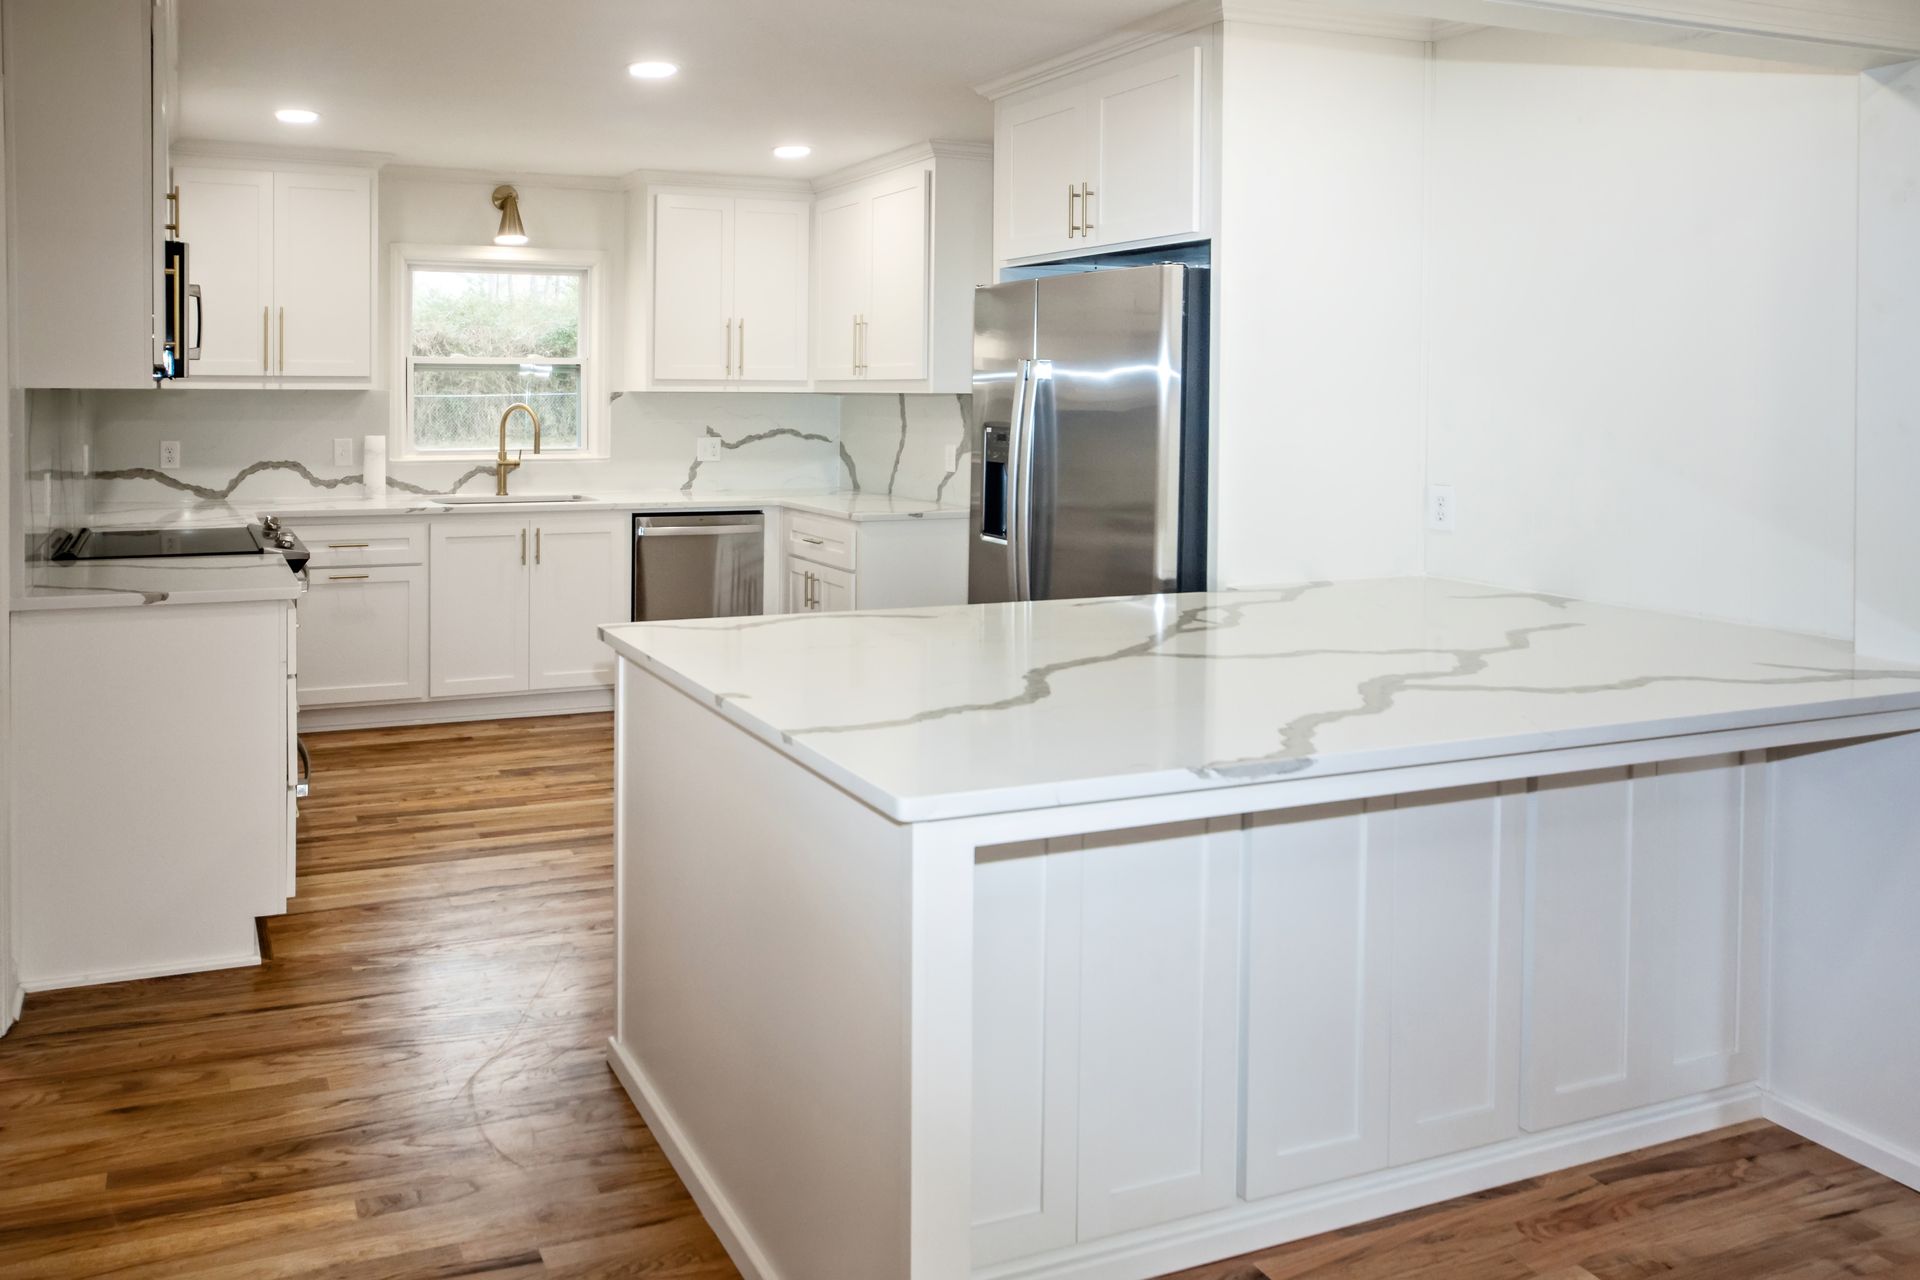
left=599, top=579, right=1920, bottom=1280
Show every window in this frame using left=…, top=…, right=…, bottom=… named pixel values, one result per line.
left=392, top=246, right=606, bottom=460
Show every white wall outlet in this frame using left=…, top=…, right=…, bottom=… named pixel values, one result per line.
left=696, top=436, right=723, bottom=462
left=158, top=441, right=182, bottom=471
left=333, top=437, right=355, bottom=466
left=1427, top=483, right=1457, bottom=532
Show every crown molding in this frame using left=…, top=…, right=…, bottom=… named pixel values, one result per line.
left=619, top=169, right=813, bottom=195
left=1220, top=0, right=1443, bottom=41
left=975, top=0, right=1225, bottom=100
left=811, top=138, right=994, bottom=194
left=380, top=164, right=626, bottom=192
left=173, top=138, right=395, bottom=170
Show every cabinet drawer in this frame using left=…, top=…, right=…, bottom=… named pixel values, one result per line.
left=302, top=521, right=427, bottom=569
left=787, top=513, right=856, bottom=572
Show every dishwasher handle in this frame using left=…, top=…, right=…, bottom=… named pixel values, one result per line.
left=635, top=523, right=763, bottom=538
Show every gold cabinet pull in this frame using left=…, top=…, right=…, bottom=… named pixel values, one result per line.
left=1080, top=182, right=1095, bottom=235
left=1067, top=184, right=1079, bottom=238
left=738, top=319, right=746, bottom=376
left=520, top=528, right=527, bottom=566
left=326, top=573, right=369, bottom=582
left=851, top=314, right=860, bottom=376
left=165, top=185, right=180, bottom=235
left=278, top=307, right=286, bottom=372
left=326, top=542, right=370, bottom=550
left=725, top=318, right=733, bottom=377
left=262, top=307, right=270, bottom=372
left=535, top=528, right=542, bottom=565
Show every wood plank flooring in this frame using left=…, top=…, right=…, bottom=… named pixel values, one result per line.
left=1, top=714, right=1915, bottom=1279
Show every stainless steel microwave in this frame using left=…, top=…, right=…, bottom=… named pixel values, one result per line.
left=156, top=238, right=200, bottom=381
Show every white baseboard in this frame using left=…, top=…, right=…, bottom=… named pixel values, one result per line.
left=606, top=1036, right=784, bottom=1280
left=1765, top=1093, right=1920, bottom=1193
left=19, top=947, right=262, bottom=995
left=299, top=686, right=613, bottom=731
left=981, top=1086, right=1761, bottom=1280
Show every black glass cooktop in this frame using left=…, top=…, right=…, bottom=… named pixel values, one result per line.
left=48, top=526, right=269, bottom=560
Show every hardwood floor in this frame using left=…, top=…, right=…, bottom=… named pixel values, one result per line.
left=1, top=714, right=1915, bottom=1279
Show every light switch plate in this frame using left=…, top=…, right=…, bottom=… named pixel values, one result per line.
left=1427, top=484, right=1456, bottom=532
left=159, top=441, right=182, bottom=471
left=333, top=437, right=355, bottom=466
left=696, top=437, right=723, bottom=462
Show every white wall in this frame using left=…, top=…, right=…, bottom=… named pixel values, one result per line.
left=1423, top=30, right=1860, bottom=636
left=1213, top=25, right=1430, bottom=590
left=1853, top=61, right=1920, bottom=662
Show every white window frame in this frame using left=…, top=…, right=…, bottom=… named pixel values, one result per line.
left=389, top=243, right=609, bottom=462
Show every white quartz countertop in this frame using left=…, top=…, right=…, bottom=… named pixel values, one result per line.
left=78, top=490, right=967, bottom=529
left=14, top=554, right=302, bottom=611
left=599, top=577, right=1920, bottom=822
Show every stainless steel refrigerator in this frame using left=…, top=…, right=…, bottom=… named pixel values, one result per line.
left=968, top=263, right=1208, bottom=604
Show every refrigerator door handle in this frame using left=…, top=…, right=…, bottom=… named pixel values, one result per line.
left=1014, top=358, right=1049, bottom=603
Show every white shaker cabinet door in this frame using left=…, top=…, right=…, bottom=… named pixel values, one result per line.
left=861, top=169, right=930, bottom=381
left=272, top=169, right=373, bottom=378
left=653, top=194, right=735, bottom=382
left=1075, top=821, right=1242, bottom=1241
left=1086, top=44, right=1204, bottom=250
left=1243, top=800, right=1393, bottom=1199
left=528, top=514, right=629, bottom=691
left=731, top=198, right=810, bottom=382
left=175, top=167, right=274, bottom=377
left=1386, top=784, right=1525, bottom=1166
left=971, top=842, right=1081, bottom=1268
left=429, top=519, right=530, bottom=698
left=997, top=90, right=1093, bottom=262
left=297, top=565, right=429, bottom=705
left=812, top=187, right=869, bottom=381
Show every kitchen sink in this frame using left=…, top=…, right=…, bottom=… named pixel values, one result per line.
left=431, top=494, right=597, bottom=505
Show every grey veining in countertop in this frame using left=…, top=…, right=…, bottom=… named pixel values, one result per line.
left=599, top=577, right=1920, bottom=822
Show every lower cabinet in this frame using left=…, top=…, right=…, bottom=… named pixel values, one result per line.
left=972, top=822, right=1242, bottom=1266
left=1521, top=755, right=1766, bottom=1131
left=788, top=559, right=854, bottom=613
left=973, top=768, right=1764, bottom=1265
left=429, top=513, right=628, bottom=698
left=779, top=511, right=967, bottom=613
left=297, top=564, right=429, bottom=704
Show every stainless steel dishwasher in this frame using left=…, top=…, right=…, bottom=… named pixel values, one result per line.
left=632, top=512, right=765, bottom=621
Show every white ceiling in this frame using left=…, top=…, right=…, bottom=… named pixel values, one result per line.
left=178, top=0, right=1178, bottom=179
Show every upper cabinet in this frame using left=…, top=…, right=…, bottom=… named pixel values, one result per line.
left=651, top=193, right=809, bottom=385
left=991, top=37, right=1210, bottom=265
left=810, top=145, right=991, bottom=394
left=173, top=162, right=376, bottom=387
left=4, top=0, right=177, bottom=389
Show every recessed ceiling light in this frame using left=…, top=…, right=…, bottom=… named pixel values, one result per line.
left=627, top=61, right=678, bottom=79
left=773, top=144, right=812, bottom=160
left=274, top=107, right=320, bottom=125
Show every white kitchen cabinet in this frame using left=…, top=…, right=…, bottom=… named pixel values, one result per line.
left=652, top=192, right=808, bottom=385
left=300, top=566, right=429, bottom=705
left=173, top=160, right=376, bottom=387
left=1386, top=784, right=1526, bottom=1165
left=812, top=169, right=929, bottom=382
left=992, top=37, right=1208, bottom=264
left=970, top=825, right=1241, bottom=1258
left=5, top=0, right=176, bottom=388
left=1522, top=757, right=1766, bottom=1132
left=175, top=167, right=274, bottom=377
left=273, top=170, right=374, bottom=378
left=430, top=514, right=628, bottom=698
left=528, top=515, right=630, bottom=690
left=430, top=519, right=532, bottom=698
left=780, top=512, right=967, bottom=613
left=1242, top=800, right=1393, bottom=1199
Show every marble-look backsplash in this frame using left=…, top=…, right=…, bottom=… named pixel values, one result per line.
left=26, top=388, right=972, bottom=517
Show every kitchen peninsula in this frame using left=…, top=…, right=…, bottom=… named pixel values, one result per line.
left=599, top=577, right=1920, bottom=1280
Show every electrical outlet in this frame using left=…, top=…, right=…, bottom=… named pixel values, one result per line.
left=159, top=441, right=182, bottom=471
left=696, top=437, right=723, bottom=462
left=1427, top=484, right=1457, bottom=533
left=333, top=437, right=355, bottom=466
